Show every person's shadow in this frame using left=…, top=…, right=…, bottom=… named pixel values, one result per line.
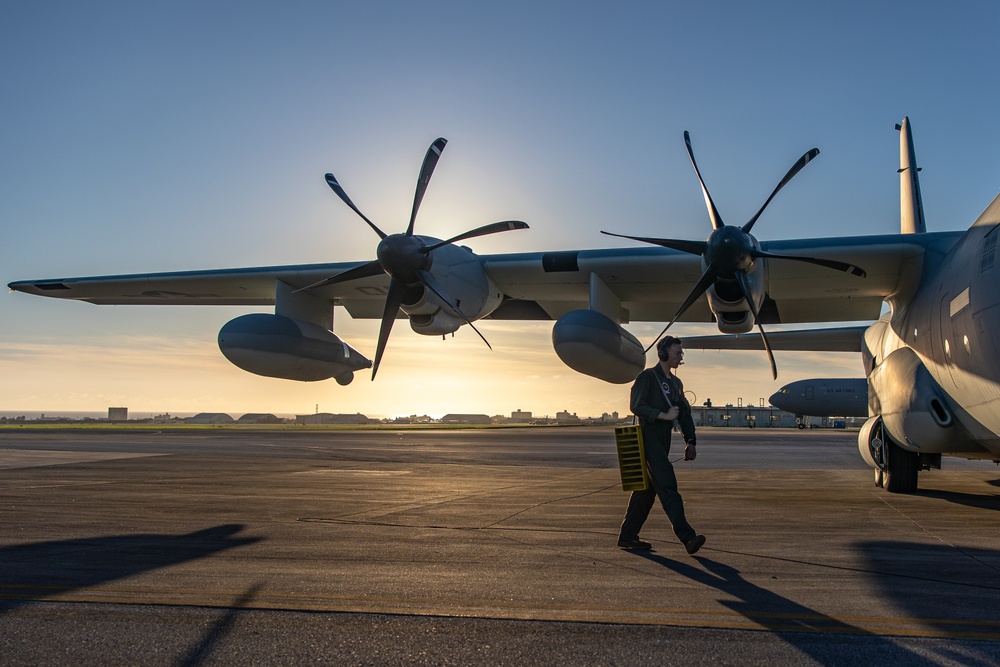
left=633, top=550, right=942, bottom=665
left=0, top=524, right=261, bottom=614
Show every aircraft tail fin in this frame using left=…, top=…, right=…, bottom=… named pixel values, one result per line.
left=896, top=116, right=927, bottom=234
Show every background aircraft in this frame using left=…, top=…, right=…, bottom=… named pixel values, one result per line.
left=9, top=118, right=1000, bottom=493
left=768, top=378, right=869, bottom=422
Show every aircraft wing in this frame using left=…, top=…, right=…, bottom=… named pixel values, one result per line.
left=8, top=232, right=957, bottom=324
left=482, top=233, right=955, bottom=323
left=681, top=326, right=868, bottom=352
left=7, top=262, right=395, bottom=319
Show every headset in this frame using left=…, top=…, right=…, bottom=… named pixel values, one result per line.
left=656, top=336, right=683, bottom=361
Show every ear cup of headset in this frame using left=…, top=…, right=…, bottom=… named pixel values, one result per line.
left=657, top=336, right=680, bottom=361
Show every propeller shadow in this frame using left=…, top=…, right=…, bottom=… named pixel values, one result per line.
left=0, top=524, right=261, bottom=614
left=176, top=582, right=264, bottom=667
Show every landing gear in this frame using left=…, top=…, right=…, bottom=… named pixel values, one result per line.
left=868, top=417, right=918, bottom=493
left=883, top=439, right=919, bottom=493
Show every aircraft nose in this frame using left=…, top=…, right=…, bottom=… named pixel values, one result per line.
left=768, top=388, right=790, bottom=411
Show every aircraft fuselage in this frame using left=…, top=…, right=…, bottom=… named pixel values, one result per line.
left=869, top=193, right=1000, bottom=458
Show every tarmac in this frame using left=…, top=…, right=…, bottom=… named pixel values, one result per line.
left=2, top=425, right=1000, bottom=666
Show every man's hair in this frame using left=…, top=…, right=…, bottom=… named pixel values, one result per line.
left=656, top=336, right=683, bottom=361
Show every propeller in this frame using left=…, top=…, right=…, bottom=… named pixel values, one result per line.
left=298, top=138, right=529, bottom=379
left=602, top=131, right=866, bottom=379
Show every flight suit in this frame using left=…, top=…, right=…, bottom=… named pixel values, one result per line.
left=618, top=365, right=698, bottom=544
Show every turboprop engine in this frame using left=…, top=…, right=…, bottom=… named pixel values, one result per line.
left=704, top=258, right=765, bottom=334
left=296, top=137, right=528, bottom=379
left=395, top=242, right=503, bottom=337
left=218, top=314, right=371, bottom=385
left=601, top=130, right=865, bottom=379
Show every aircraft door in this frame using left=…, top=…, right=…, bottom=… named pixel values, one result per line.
left=938, top=291, right=968, bottom=392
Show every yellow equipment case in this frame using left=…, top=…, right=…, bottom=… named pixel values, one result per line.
left=613, top=425, right=649, bottom=491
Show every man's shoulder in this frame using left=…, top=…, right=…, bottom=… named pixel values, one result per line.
left=635, top=366, right=660, bottom=382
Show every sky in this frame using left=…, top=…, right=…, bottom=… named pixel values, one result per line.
left=3, top=1, right=999, bottom=419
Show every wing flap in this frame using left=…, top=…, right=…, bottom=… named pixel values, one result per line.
left=682, top=326, right=868, bottom=352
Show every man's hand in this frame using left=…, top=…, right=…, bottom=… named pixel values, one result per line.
left=658, top=406, right=680, bottom=421
left=683, top=443, right=697, bottom=461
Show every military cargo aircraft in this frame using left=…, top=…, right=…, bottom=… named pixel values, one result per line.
left=768, top=378, right=868, bottom=421
left=10, top=118, right=999, bottom=493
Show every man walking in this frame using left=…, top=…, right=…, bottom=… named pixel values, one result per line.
left=617, top=336, right=706, bottom=555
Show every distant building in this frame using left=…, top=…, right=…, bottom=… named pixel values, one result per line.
left=556, top=410, right=581, bottom=423
left=690, top=405, right=798, bottom=428
left=108, top=407, right=128, bottom=422
left=391, top=415, right=434, bottom=424
left=510, top=409, right=532, bottom=423
left=236, top=413, right=284, bottom=424
left=187, top=413, right=235, bottom=424
left=295, top=413, right=369, bottom=425
left=440, top=414, right=490, bottom=425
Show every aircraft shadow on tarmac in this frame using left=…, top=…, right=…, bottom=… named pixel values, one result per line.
left=635, top=542, right=1000, bottom=665
left=858, top=539, right=1000, bottom=633
left=915, top=486, right=1000, bottom=511
left=0, top=524, right=261, bottom=615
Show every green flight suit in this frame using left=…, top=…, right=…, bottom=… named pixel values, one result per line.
left=618, top=364, right=698, bottom=544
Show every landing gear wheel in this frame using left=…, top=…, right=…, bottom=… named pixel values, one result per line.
left=883, top=439, right=919, bottom=493
left=869, top=417, right=887, bottom=486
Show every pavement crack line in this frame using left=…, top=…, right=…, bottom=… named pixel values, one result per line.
left=308, top=468, right=613, bottom=525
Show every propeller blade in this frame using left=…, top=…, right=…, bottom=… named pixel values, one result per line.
left=684, top=131, right=725, bottom=231
left=422, top=220, right=529, bottom=253
left=407, top=137, right=448, bottom=236
left=735, top=271, right=777, bottom=380
left=417, top=270, right=492, bottom=350
left=600, top=231, right=707, bottom=256
left=752, top=249, right=866, bottom=277
left=325, top=173, right=387, bottom=239
left=293, top=260, right=385, bottom=293
left=371, top=277, right=405, bottom=380
left=742, top=148, right=820, bottom=234
left=645, top=265, right=719, bottom=353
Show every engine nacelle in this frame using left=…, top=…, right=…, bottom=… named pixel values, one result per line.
left=218, top=314, right=372, bottom=383
left=706, top=261, right=765, bottom=334
left=552, top=310, right=645, bottom=384
left=400, top=240, right=503, bottom=337
left=400, top=284, right=466, bottom=336
left=868, top=347, right=954, bottom=452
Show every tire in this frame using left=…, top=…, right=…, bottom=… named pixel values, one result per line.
left=883, top=439, right=918, bottom=493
